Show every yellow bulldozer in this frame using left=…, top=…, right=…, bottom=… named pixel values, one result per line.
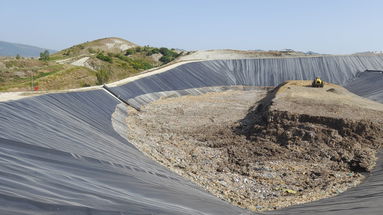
left=312, top=77, right=324, bottom=87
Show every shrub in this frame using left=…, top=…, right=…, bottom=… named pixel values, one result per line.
left=159, top=55, right=173, bottom=64
left=115, top=53, right=154, bottom=70
left=157, top=47, right=180, bottom=64
left=125, top=46, right=179, bottom=64
left=96, top=53, right=113, bottom=63
left=39, top=50, right=50, bottom=61
left=142, top=46, right=152, bottom=52
left=159, top=47, right=170, bottom=55
left=147, top=48, right=160, bottom=56
left=116, top=54, right=131, bottom=62
left=125, top=48, right=136, bottom=55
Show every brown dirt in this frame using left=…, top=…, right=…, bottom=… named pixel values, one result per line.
left=125, top=83, right=383, bottom=212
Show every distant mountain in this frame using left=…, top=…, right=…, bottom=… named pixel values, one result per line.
left=0, top=41, right=57, bottom=57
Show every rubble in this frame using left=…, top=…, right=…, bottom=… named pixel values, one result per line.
left=125, top=85, right=383, bottom=211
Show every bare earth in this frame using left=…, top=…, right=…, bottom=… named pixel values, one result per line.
left=125, top=83, right=383, bottom=212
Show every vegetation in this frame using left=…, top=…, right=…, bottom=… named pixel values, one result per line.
left=60, top=44, right=86, bottom=57
left=1, top=38, right=184, bottom=92
left=96, top=53, right=113, bottom=63
left=158, top=47, right=180, bottom=63
left=125, top=46, right=181, bottom=64
left=0, top=58, right=95, bottom=91
left=88, top=47, right=96, bottom=53
left=95, top=68, right=111, bottom=85
left=112, top=53, right=153, bottom=70
left=39, top=50, right=50, bottom=61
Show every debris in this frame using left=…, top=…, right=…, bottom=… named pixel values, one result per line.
left=126, top=85, right=383, bottom=212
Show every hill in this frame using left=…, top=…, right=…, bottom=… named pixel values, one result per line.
left=52, top=37, right=138, bottom=59
left=0, top=41, right=56, bottom=57
left=0, top=37, right=184, bottom=92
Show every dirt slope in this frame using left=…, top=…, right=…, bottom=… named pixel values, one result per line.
left=269, top=80, right=383, bottom=121
left=177, top=49, right=317, bottom=61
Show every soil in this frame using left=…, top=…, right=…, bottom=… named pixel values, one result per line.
left=177, top=49, right=316, bottom=61
left=125, top=82, right=383, bottom=212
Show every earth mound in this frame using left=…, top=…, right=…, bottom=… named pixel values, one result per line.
left=125, top=82, right=383, bottom=211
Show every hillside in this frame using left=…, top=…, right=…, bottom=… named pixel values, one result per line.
left=0, top=41, right=56, bottom=57
left=0, top=37, right=184, bottom=92
left=52, top=37, right=138, bottom=59
left=0, top=57, right=95, bottom=91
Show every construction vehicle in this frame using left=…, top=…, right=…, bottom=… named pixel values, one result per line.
left=312, top=77, right=324, bottom=87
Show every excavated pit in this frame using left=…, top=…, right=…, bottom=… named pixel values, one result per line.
left=125, top=82, right=383, bottom=212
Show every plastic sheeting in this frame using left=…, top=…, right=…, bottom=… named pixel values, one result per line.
left=1, top=55, right=383, bottom=215
left=345, top=70, right=383, bottom=103
left=0, top=91, right=249, bottom=215
left=108, top=56, right=383, bottom=105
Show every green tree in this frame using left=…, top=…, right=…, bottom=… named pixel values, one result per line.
left=39, top=50, right=50, bottom=61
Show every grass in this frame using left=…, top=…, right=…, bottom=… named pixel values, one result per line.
left=0, top=58, right=96, bottom=91
left=0, top=38, right=184, bottom=92
left=35, top=66, right=96, bottom=90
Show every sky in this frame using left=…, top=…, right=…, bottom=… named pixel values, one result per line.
left=1, top=0, right=382, bottom=54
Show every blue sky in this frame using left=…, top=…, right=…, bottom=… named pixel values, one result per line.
left=1, top=0, right=382, bottom=54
